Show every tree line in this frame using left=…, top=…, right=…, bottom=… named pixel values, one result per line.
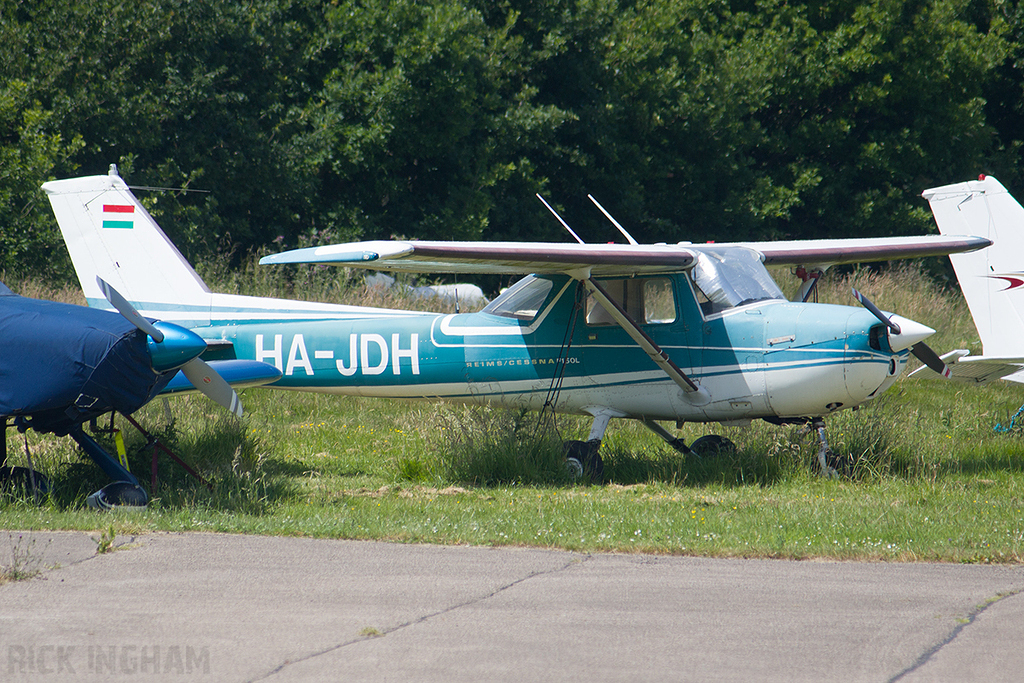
left=2, top=0, right=1022, bottom=281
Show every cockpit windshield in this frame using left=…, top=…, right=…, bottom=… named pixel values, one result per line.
left=482, top=275, right=554, bottom=321
left=689, top=248, right=785, bottom=316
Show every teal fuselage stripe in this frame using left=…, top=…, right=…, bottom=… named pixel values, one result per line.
left=112, top=273, right=904, bottom=421
left=204, top=274, right=892, bottom=386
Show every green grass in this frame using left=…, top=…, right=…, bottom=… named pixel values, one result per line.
left=2, top=265, right=1024, bottom=563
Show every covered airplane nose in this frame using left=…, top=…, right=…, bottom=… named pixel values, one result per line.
left=880, top=313, right=936, bottom=352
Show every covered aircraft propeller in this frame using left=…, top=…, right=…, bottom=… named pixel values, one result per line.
left=852, top=288, right=952, bottom=378
left=96, top=277, right=243, bottom=416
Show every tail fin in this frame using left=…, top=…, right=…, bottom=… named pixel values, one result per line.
left=924, top=175, right=1024, bottom=362
left=42, top=165, right=212, bottom=323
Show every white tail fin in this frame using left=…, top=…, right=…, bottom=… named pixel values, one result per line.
left=44, top=167, right=426, bottom=330
left=42, top=166, right=212, bottom=321
left=924, top=175, right=1024, bottom=361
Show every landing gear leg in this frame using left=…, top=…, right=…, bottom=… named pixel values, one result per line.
left=642, top=419, right=694, bottom=455
left=642, top=420, right=736, bottom=457
left=811, top=418, right=839, bottom=479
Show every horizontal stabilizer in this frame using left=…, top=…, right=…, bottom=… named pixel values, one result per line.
left=909, top=350, right=1024, bottom=384
left=160, top=360, right=282, bottom=395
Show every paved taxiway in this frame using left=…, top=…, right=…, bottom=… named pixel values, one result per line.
left=1, top=531, right=1022, bottom=681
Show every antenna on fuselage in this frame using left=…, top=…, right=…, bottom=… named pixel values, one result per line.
left=588, top=194, right=639, bottom=245
left=536, top=194, right=585, bottom=244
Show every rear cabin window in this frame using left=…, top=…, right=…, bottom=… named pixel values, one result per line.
left=586, top=278, right=676, bottom=326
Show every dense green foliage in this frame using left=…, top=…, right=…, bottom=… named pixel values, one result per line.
left=2, top=0, right=1023, bottom=279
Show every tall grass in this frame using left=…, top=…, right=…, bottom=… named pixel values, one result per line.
left=399, top=405, right=574, bottom=486
left=1, top=276, right=85, bottom=305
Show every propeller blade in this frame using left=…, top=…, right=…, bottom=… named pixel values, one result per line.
left=96, top=276, right=164, bottom=342
left=181, top=358, right=243, bottom=417
left=852, top=288, right=948, bottom=376
left=852, top=288, right=900, bottom=334
left=910, top=342, right=953, bottom=379
left=97, top=277, right=244, bottom=414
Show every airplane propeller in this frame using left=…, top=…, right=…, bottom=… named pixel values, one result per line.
left=852, top=288, right=952, bottom=379
left=97, top=277, right=244, bottom=416
left=97, top=277, right=165, bottom=342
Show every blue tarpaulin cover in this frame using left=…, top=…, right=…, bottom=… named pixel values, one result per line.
left=0, top=282, right=170, bottom=435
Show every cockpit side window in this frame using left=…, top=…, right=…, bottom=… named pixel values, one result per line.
left=482, top=276, right=554, bottom=321
left=642, top=278, right=676, bottom=324
left=586, top=277, right=676, bottom=325
left=689, top=249, right=785, bottom=316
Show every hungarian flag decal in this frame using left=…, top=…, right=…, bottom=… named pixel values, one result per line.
left=102, top=204, right=134, bottom=229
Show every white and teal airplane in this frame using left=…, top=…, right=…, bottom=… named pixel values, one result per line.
left=43, top=166, right=990, bottom=477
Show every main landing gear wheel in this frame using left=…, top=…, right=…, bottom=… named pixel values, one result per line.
left=86, top=481, right=148, bottom=511
left=564, top=440, right=604, bottom=483
left=688, top=435, right=736, bottom=458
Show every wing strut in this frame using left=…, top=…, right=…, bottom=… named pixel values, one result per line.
left=581, top=277, right=701, bottom=393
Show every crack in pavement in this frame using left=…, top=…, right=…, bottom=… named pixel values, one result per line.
left=247, top=553, right=591, bottom=682
left=887, top=589, right=1023, bottom=682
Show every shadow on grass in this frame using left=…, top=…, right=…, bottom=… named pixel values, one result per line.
left=19, top=391, right=1021, bottom=512
left=400, top=406, right=801, bottom=489
left=952, top=452, right=1024, bottom=476
left=418, top=397, right=958, bottom=489
left=601, top=445, right=794, bottom=487
left=6, top=417, right=302, bottom=514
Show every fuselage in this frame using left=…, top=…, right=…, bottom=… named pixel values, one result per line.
left=190, top=271, right=908, bottom=425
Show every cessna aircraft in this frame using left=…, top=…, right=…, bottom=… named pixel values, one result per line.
left=911, top=176, right=1024, bottom=384
left=43, top=167, right=990, bottom=478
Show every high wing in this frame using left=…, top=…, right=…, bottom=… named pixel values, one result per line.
left=740, top=235, right=993, bottom=267
left=260, top=235, right=989, bottom=395
left=259, top=240, right=698, bottom=275
left=259, top=234, right=991, bottom=276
